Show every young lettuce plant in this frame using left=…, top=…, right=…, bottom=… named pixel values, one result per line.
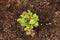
left=17, top=10, right=39, bottom=37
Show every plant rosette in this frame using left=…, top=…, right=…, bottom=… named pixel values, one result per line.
left=17, top=10, right=39, bottom=37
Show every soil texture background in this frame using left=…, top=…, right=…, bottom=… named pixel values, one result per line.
left=0, top=0, right=60, bottom=40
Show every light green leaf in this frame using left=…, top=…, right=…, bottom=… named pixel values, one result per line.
left=30, top=25, right=33, bottom=29
left=17, top=18, right=21, bottom=22
left=34, top=22, right=39, bottom=27
left=29, top=19, right=35, bottom=25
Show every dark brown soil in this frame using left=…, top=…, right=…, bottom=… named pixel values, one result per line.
left=0, top=0, right=60, bottom=40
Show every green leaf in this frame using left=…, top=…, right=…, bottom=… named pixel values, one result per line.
left=27, top=10, right=32, bottom=16
left=34, top=22, right=39, bottom=27
left=20, top=19, right=27, bottom=26
left=27, top=10, right=31, bottom=14
left=29, top=19, right=35, bottom=25
left=24, top=27, right=28, bottom=31
left=24, top=26, right=29, bottom=31
left=20, top=15, right=23, bottom=17
left=17, top=18, right=21, bottom=22
left=30, top=25, right=33, bottom=29
left=32, top=14, right=39, bottom=21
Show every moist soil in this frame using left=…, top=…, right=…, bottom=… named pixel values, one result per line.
left=0, top=0, right=60, bottom=40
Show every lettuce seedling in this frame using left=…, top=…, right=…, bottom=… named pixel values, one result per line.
left=17, top=10, right=39, bottom=36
